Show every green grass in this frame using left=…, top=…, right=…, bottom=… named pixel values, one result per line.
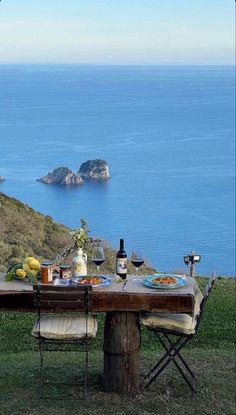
left=0, top=350, right=235, bottom=415
left=0, top=277, right=235, bottom=415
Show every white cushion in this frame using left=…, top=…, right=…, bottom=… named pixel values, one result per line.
left=141, top=312, right=196, bottom=335
left=32, top=315, right=98, bottom=340
left=140, top=289, right=203, bottom=335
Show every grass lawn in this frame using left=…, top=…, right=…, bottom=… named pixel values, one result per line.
left=0, top=278, right=235, bottom=415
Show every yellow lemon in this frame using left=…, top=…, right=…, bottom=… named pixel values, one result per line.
left=23, top=263, right=31, bottom=273
left=15, top=269, right=26, bottom=279
left=24, top=256, right=35, bottom=264
left=28, top=258, right=40, bottom=271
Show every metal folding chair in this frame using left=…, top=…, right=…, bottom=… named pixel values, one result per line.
left=141, top=276, right=217, bottom=392
left=32, top=284, right=98, bottom=398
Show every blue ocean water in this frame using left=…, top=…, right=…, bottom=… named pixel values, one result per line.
left=0, top=65, right=235, bottom=276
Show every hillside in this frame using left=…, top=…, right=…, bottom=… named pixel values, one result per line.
left=0, top=192, right=72, bottom=272
left=0, top=192, right=155, bottom=275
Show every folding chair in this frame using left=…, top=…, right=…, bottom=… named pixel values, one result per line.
left=32, top=284, right=98, bottom=397
left=140, top=276, right=217, bottom=392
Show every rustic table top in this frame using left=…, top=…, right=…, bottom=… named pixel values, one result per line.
left=0, top=274, right=200, bottom=314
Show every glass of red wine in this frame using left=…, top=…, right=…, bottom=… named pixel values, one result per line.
left=130, top=250, right=144, bottom=281
left=92, top=246, right=105, bottom=276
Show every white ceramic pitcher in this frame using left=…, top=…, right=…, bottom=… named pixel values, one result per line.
left=72, top=248, right=87, bottom=277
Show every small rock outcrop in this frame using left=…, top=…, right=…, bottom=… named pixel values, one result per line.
left=37, top=160, right=110, bottom=185
left=0, top=176, right=6, bottom=182
left=37, top=167, right=84, bottom=185
left=78, top=159, right=110, bottom=181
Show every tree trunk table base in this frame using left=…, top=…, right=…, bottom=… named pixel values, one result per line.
left=103, top=311, right=141, bottom=394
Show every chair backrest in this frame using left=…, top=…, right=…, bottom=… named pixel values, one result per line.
left=33, top=284, right=93, bottom=315
left=195, top=275, right=217, bottom=332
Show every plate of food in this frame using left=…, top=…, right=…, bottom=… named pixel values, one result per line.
left=72, top=275, right=112, bottom=288
left=143, top=274, right=187, bottom=289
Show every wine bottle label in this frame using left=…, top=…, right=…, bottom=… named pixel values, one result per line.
left=116, top=258, right=127, bottom=274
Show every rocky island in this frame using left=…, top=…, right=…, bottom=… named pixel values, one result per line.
left=37, top=160, right=110, bottom=185
left=37, top=167, right=84, bottom=186
left=78, top=159, right=110, bottom=181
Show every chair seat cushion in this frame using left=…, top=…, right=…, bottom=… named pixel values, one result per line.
left=140, top=288, right=203, bottom=335
left=32, top=315, right=98, bottom=340
left=140, top=312, right=196, bottom=334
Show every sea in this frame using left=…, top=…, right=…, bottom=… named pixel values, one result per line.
left=0, top=64, right=235, bottom=276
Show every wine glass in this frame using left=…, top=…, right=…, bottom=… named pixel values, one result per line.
left=130, top=250, right=144, bottom=281
left=92, top=246, right=105, bottom=276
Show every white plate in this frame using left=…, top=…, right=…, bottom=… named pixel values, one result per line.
left=72, top=275, right=112, bottom=288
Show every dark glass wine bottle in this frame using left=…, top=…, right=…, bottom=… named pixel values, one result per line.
left=116, top=239, right=128, bottom=280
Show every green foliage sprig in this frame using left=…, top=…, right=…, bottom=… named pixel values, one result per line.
left=70, top=218, right=90, bottom=249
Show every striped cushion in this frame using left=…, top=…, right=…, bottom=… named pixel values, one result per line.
left=140, top=289, right=203, bottom=335
left=32, top=315, right=98, bottom=340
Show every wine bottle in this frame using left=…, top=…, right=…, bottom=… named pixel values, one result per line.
left=116, top=239, right=128, bottom=280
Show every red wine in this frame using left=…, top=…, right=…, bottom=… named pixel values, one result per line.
left=131, top=260, right=144, bottom=268
left=116, top=239, right=127, bottom=280
left=92, top=259, right=105, bottom=267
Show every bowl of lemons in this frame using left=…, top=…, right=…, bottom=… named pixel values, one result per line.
left=5, top=256, right=41, bottom=283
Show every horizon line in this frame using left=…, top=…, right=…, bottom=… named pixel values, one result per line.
left=0, top=62, right=234, bottom=67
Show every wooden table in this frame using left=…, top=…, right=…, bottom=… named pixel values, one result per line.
left=0, top=275, right=200, bottom=394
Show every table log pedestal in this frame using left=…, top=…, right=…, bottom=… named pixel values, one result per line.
left=103, top=311, right=141, bottom=394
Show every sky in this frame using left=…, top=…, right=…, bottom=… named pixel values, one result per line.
left=0, top=0, right=235, bottom=64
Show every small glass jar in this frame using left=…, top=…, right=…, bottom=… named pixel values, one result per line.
left=59, top=264, right=72, bottom=279
left=41, top=262, right=54, bottom=284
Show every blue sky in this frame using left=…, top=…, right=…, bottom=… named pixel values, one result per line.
left=0, top=0, right=234, bottom=64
